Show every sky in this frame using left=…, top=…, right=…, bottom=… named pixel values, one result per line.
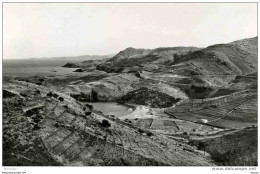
left=3, top=3, right=257, bottom=59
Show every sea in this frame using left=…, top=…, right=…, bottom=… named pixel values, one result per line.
left=3, top=59, right=80, bottom=77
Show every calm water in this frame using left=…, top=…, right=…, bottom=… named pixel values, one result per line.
left=87, top=102, right=133, bottom=117
left=3, top=59, right=80, bottom=77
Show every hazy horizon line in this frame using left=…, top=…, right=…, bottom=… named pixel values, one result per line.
left=3, top=35, right=257, bottom=60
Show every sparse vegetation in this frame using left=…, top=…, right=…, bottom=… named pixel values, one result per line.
left=58, top=97, right=64, bottom=102
left=85, top=111, right=92, bottom=116
left=100, top=119, right=111, bottom=128
left=46, top=92, right=53, bottom=97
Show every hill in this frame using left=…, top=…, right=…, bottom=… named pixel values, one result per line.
left=3, top=36, right=257, bottom=166
left=97, top=47, right=201, bottom=73
left=173, top=37, right=258, bottom=76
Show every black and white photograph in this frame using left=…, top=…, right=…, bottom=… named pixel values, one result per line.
left=1, top=1, right=258, bottom=170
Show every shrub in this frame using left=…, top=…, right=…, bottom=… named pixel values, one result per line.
left=138, top=129, right=144, bottom=134
left=54, top=123, right=60, bottom=128
left=25, top=108, right=39, bottom=116
left=39, top=78, right=44, bottom=82
left=100, top=119, right=111, bottom=128
left=33, top=117, right=41, bottom=123
left=85, top=111, right=92, bottom=116
left=52, top=93, right=59, bottom=98
left=198, top=142, right=206, bottom=155
left=46, top=92, right=53, bottom=97
left=92, top=90, right=98, bottom=102
left=146, top=132, right=153, bottom=136
left=135, top=72, right=141, bottom=78
left=58, top=97, right=64, bottom=102
left=88, top=104, right=93, bottom=110
left=33, top=124, right=40, bottom=130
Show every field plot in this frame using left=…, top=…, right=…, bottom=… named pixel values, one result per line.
left=132, top=118, right=219, bottom=136
left=165, top=92, right=257, bottom=129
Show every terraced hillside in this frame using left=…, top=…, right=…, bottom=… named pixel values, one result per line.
left=3, top=80, right=215, bottom=166
left=165, top=89, right=257, bottom=129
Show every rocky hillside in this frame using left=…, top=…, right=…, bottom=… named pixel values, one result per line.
left=59, top=72, right=188, bottom=105
left=3, top=80, right=215, bottom=166
left=108, top=47, right=152, bottom=63
left=118, top=87, right=181, bottom=108
left=173, top=37, right=258, bottom=76
left=97, top=47, right=201, bottom=73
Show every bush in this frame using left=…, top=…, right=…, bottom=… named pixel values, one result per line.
left=33, top=124, right=40, bottom=130
left=138, top=129, right=144, bottom=134
left=88, top=104, right=93, bottom=110
left=146, top=132, right=153, bottom=136
left=135, top=72, right=141, bottom=78
left=92, top=90, right=98, bottom=102
left=183, top=132, right=188, bottom=135
left=25, top=108, right=39, bottom=116
left=46, top=92, right=53, bottom=97
left=58, top=97, right=64, bottom=102
left=54, top=123, right=60, bottom=128
left=85, top=104, right=94, bottom=110
left=100, top=119, right=111, bottom=128
left=85, top=111, right=92, bottom=116
left=52, top=93, right=59, bottom=98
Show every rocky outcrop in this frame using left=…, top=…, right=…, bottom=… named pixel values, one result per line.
left=63, top=63, right=81, bottom=68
